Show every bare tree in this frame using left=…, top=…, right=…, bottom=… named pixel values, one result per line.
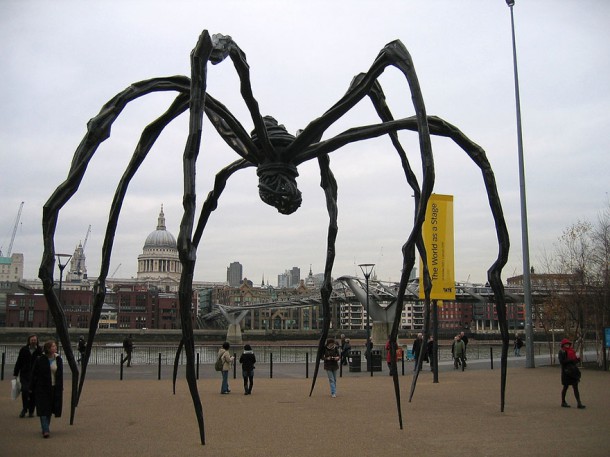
left=539, top=201, right=610, bottom=367
left=590, top=202, right=610, bottom=365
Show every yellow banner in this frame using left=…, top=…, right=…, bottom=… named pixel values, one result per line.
left=419, top=194, right=455, bottom=300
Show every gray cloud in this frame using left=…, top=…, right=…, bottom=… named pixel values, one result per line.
left=1, top=0, right=608, bottom=285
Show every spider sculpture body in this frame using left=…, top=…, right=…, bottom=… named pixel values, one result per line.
left=39, top=30, right=510, bottom=446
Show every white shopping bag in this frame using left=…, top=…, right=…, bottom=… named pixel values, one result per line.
left=11, top=378, right=21, bottom=401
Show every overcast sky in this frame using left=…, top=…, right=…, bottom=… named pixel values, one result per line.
left=1, top=1, right=608, bottom=286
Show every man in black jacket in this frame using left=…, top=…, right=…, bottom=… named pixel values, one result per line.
left=13, top=334, right=43, bottom=418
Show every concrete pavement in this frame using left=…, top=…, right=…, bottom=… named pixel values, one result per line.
left=2, top=359, right=609, bottom=457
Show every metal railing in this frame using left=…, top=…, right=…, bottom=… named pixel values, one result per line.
left=1, top=340, right=597, bottom=368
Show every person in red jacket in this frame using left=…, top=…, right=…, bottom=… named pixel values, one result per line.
left=558, top=338, right=585, bottom=409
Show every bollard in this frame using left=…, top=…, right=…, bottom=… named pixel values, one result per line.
left=158, top=353, right=162, bottom=380
left=401, top=351, right=405, bottom=376
left=120, top=353, right=124, bottom=380
left=196, top=352, right=200, bottom=380
left=270, top=352, right=273, bottom=379
left=1, top=352, right=5, bottom=380
left=305, top=352, right=309, bottom=379
left=490, top=347, right=494, bottom=370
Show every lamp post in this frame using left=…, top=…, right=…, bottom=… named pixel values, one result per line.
left=359, top=263, right=375, bottom=376
left=505, top=0, right=534, bottom=368
left=56, top=253, right=72, bottom=302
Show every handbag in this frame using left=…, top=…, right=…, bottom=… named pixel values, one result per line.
left=11, top=378, right=21, bottom=401
left=214, top=355, right=224, bottom=372
left=564, top=363, right=581, bottom=380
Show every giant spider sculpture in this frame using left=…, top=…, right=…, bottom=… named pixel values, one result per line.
left=39, top=30, right=510, bottom=445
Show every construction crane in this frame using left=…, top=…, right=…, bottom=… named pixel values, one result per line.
left=82, top=224, right=91, bottom=251
left=1, top=201, right=24, bottom=257
left=110, top=263, right=122, bottom=278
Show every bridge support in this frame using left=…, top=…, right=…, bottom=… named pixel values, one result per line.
left=218, top=306, right=248, bottom=345
left=226, top=323, right=243, bottom=345
left=372, top=321, right=391, bottom=347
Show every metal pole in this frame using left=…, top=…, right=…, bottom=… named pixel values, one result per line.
left=359, top=263, right=375, bottom=376
left=432, top=300, right=438, bottom=383
left=158, top=353, right=162, bottom=380
left=366, top=274, right=372, bottom=377
left=506, top=0, right=535, bottom=368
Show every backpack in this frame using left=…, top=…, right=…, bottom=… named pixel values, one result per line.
left=214, top=354, right=224, bottom=371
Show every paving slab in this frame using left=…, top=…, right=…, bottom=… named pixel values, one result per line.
left=2, top=365, right=609, bottom=457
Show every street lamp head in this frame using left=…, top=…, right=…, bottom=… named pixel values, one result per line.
left=358, top=263, right=375, bottom=279
left=55, top=253, right=72, bottom=270
left=505, top=0, right=515, bottom=6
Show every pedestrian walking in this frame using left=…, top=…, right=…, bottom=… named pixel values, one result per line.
left=453, top=334, right=466, bottom=370
left=323, top=338, right=340, bottom=397
left=426, top=336, right=435, bottom=372
left=514, top=334, right=524, bottom=357
left=29, top=340, right=63, bottom=438
left=460, top=331, right=469, bottom=361
left=78, top=336, right=87, bottom=364
left=412, top=333, right=423, bottom=371
left=122, top=335, right=134, bottom=367
left=341, top=337, right=351, bottom=366
left=365, top=336, right=373, bottom=365
left=558, top=338, right=585, bottom=409
left=13, top=334, right=43, bottom=418
left=239, top=344, right=256, bottom=395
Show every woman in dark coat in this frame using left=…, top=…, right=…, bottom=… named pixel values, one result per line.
left=239, top=344, right=256, bottom=395
left=30, top=340, right=63, bottom=438
left=558, top=338, right=585, bottom=409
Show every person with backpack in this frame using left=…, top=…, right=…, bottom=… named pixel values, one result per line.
left=217, top=342, right=234, bottom=394
left=514, top=334, right=524, bottom=357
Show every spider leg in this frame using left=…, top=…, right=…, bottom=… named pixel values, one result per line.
left=291, top=47, right=438, bottom=408
left=294, top=109, right=510, bottom=411
left=424, top=115, right=510, bottom=411
left=171, top=158, right=253, bottom=394
left=361, top=78, right=436, bottom=427
left=193, top=159, right=253, bottom=247
left=286, top=42, right=435, bottom=413
left=290, top=39, right=432, bottom=172
left=204, top=96, right=260, bottom=164
left=176, top=29, right=215, bottom=446
left=308, top=153, right=338, bottom=397
left=310, top=114, right=510, bottom=410
left=40, top=77, right=193, bottom=426
left=79, top=93, right=190, bottom=407
left=369, top=83, right=435, bottom=406
left=208, top=34, right=271, bottom=161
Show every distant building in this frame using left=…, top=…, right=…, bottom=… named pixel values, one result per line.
left=227, top=261, right=243, bottom=287
left=290, top=267, right=300, bottom=287
left=66, top=242, right=87, bottom=282
left=0, top=253, right=23, bottom=282
left=5, top=283, right=196, bottom=330
left=277, top=266, right=301, bottom=288
left=137, top=205, right=182, bottom=283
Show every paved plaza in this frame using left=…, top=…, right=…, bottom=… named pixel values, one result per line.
left=2, top=362, right=609, bottom=457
